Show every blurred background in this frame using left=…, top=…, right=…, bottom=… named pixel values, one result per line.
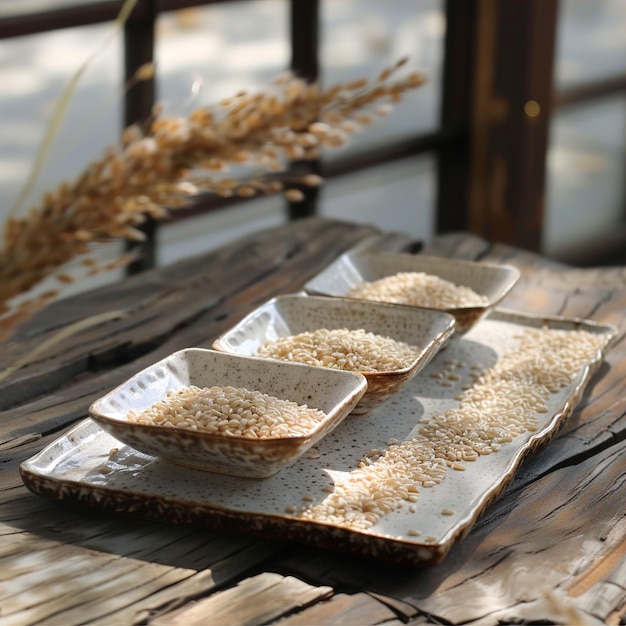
left=0, top=0, right=624, bottom=296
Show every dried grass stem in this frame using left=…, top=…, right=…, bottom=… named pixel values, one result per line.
left=0, top=60, right=424, bottom=336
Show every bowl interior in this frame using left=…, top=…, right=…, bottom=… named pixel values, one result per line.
left=304, top=251, right=520, bottom=308
left=90, top=348, right=367, bottom=430
left=213, top=295, right=456, bottom=370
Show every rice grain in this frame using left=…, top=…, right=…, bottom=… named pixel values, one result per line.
left=127, top=385, right=326, bottom=438
left=349, top=272, right=489, bottom=308
left=299, top=327, right=605, bottom=532
left=258, top=328, right=421, bottom=372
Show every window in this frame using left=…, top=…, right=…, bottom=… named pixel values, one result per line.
left=1, top=0, right=624, bottom=292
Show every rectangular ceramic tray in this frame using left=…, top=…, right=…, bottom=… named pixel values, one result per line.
left=20, top=309, right=617, bottom=566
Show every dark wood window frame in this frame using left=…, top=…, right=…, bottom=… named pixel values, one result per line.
left=1, top=0, right=625, bottom=268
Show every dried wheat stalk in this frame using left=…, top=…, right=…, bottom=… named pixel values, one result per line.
left=0, top=59, right=424, bottom=339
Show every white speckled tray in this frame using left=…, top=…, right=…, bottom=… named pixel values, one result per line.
left=20, top=309, right=617, bottom=566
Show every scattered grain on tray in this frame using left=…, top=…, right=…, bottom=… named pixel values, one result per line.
left=407, top=529, right=421, bottom=537
left=431, top=360, right=467, bottom=388
left=127, top=385, right=326, bottom=438
left=441, top=509, right=455, bottom=516
left=298, top=327, right=606, bottom=532
left=349, top=272, right=489, bottom=308
left=258, top=328, right=421, bottom=372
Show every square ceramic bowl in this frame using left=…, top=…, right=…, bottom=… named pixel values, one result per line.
left=212, top=294, right=455, bottom=414
left=304, top=250, right=520, bottom=334
left=89, top=348, right=367, bottom=478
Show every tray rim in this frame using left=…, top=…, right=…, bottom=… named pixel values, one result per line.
left=19, top=308, right=619, bottom=567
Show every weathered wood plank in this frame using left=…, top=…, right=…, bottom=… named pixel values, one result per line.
left=568, top=529, right=626, bottom=623
left=577, top=581, right=626, bottom=625
left=0, top=471, right=285, bottom=625
left=150, top=573, right=333, bottom=626
left=0, top=519, right=281, bottom=626
left=1, top=220, right=625, bottom=626
left=273, top=592, right=398, bottom=625
left=37, top=543, right=278, bottom=626
left=420, top=232, right=493, bottom=261
left=2, top=556, right=157, bottom=624
left=463, top=593, right=604, bottom=626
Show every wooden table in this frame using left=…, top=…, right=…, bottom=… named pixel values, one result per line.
left=2, top=217, right=625, bottom=626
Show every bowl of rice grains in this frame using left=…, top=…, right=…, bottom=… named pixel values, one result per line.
left=213, top=294, right=456, bottom=414
left=89, top=348, right=367, bottom=478
left=304, top=250, right=521, bottom=334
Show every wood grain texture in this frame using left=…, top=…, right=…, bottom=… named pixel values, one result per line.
left=1, top=218, right=625, bottom=625
left=274, top=592, right=398, bottom=625
left=151, top=573, right=333, bottom=626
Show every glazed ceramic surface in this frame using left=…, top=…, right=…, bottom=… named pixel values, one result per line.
left=22, top=310, right=616, bottom=566
left=213, top=294, right=455, bottom=414
left=88, top=348, right=367, bottom=478
left=304, top=251, right=520, bottom=334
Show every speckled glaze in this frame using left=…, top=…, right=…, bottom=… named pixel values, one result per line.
left=304, top=251, right=521, bottom=334
left=212, top=295, right=455, bottom=414
left=21, top=310, right=616, bottom=566
left=88, top=348, right=367, bottom=478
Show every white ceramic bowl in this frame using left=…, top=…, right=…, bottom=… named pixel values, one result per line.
left=89, top=348, right=367, bottom=478
left=304, top=250, right=520, bottom=334
left=213, top=294, right=455, bottom=414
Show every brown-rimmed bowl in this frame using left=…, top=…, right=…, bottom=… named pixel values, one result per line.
left=212, top=294, right=455, bottom=414
left=89, top=348, right=367, bottom=478
left=304, top=250, right=520, bottom=334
